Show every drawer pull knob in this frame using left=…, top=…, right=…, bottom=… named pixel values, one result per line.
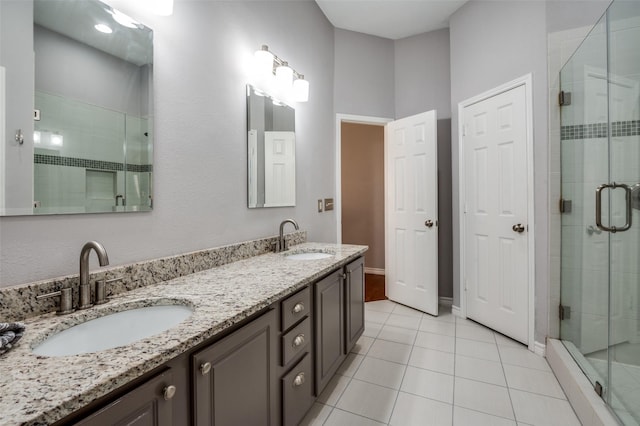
left=292, top=302, right=305, bottom=314
left=293, top=372, right=305, bottom=387
left=163, top=385, right=177, bottom=400
left=292, top=334, right=305, bottom=347
left=200, top=362, right=212, bottom=376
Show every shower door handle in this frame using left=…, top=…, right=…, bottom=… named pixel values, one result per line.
left=595, top=182, right=632, bottom=233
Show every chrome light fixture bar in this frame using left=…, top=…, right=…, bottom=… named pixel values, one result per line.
left=255, top=45, right=309, bottom=102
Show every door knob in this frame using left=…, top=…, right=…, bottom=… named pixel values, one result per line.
left=512, top=224, right=525, bottom=233
left=425, top=220, right=434, bottom=228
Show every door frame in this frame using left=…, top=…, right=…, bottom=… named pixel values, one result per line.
left=457, top=74, right=536, bottom=351
left=335, top=113, right=392, bottom=246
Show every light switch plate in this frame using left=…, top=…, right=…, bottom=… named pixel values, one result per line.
left=317, top=200, right=323, bottom=212
left=324, top=198, right=334, bottom=211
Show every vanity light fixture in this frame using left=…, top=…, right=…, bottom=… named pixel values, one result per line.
left=293, top=75, right=309, bottom=102
left=154, top=0, right=174, bottom=16
left=253, top=45, right=309, bottom=103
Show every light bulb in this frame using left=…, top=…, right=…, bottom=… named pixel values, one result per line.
left=276, top=62, right=293, bottom=88
left=293, top=77, right=309, bottom=102
left=254, top=45, right=274, bottom=77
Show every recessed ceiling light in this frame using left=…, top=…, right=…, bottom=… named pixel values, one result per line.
left=94, top=23, right=113, bottom=34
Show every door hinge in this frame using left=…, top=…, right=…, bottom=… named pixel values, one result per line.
left=594, top=381, right=604, bottom=397
left=559, top=91, right=572, bottom=106
left=462, top=125, right=467, bottom=136
left=559, top=304, right=571, bottom=320
left=559, top=199, right=572, bottom=213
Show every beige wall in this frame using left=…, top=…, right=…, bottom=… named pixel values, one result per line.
left=341, top=122, right=385, bottom=270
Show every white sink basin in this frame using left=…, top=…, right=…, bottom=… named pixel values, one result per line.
left=32, top=304, right=193, bottom=357
left=285, top=251, right=334, bottom=260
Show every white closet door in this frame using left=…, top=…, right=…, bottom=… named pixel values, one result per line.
left=463, top=84, right=529, bottom=344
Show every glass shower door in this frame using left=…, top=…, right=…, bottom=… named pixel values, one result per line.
left=560, top=1, right=640, bottom=424
left=605, top=2, right=640, bottom=423
left=559, top=10, right=611, bottom=395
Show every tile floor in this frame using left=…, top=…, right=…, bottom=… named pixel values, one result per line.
left=301, top=300, right=581, bottom=426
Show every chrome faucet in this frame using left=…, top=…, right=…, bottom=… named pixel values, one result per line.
left=277, top=219, right=299, bottom=252
left=78, top=241, right=109, bottom=309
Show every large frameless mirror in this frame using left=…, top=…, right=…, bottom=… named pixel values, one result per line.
left=246, top=85, right=296, bottom=208
left=0, top=0, right=153, bottom=215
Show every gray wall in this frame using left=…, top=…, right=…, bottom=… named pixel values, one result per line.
left=0, top=1, right=336, bottom=286
left=394, top=28, right=451, bottom=120
left=394, top=28, right=453, bottom=299
left=0, top=0, right=34, bottom=214
left=450, top=1, right=549, bottom=342
left=334, top=29, right=395, bottom=118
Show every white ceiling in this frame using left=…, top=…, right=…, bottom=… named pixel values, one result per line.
left=315, top=0, right=468, bottom=40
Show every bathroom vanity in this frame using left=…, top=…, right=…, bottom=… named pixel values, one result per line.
left=0, top=242, right=366, bottom=426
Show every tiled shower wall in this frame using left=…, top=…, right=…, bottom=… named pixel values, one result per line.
left=33, top=91, right=151, bottom=212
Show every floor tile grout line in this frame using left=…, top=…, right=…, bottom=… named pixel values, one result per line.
left=494, top=331, right=518, bottom=423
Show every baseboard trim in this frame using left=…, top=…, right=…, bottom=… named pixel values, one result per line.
left=364, top=267, right=385, bottom=275
left=439, top=297, right=453, bottom=306
left=534, top=341, right=546, bottom=356
left=452, top=305, right=464, bottom=318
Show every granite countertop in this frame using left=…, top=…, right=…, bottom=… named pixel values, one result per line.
left=0, top=242, right=367, bottom=426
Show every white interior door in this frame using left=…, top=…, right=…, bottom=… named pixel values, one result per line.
left=264, top=131, right=295, bottom=207
left=463, top=84, right=529, bottom=344
left=385, top=110, right=438, bottom=316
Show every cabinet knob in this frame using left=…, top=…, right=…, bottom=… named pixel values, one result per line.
left=292, top=372, right=305, bottom=387
left=163, top=385, right=177, bottom=400
left=292, top=302, right=305, bottom=314
left=292, top=334, right=305, bottom=347
left=200, top=362, right=212, bottom=376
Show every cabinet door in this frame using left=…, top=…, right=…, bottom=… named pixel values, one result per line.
left=73, top=369, right=175, bottom=426
left=345, top=257, right=365, bottom=353
left=314, top=269, right=345, bottom=395
left=193, top=309, right=278, bottom=426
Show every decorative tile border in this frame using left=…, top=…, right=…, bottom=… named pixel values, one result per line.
left=34, top=154, right=153, bottom=173
left=0, top=231, right=306, bottom=322
left=561, top=120, right=640, bottom=140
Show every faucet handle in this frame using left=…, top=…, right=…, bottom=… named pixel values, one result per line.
left=272, top=240, right=281, bottom=253
left=95, top=276, right=123, bottom=305
left=37, top=287, right=74, bottom=315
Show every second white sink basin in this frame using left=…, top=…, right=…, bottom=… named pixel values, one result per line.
left=32, top=304, right=193, bottom=357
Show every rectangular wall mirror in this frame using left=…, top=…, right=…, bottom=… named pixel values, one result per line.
left=0, top=0, right=153, bottom=215
left=246, top=85, right=296, bottom=208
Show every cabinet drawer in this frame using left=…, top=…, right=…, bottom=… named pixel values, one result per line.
left=281, top=317, right=311, bottom=366
left=281, top=353, right=313, bottom=426
left=281, top=286, right=310, bottom=331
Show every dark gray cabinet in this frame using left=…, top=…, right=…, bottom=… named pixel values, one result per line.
left=192, top=308, right=278, bottom=426
left=314, top=269, right=345, bottom=395
left=314, top=256, right=366, bottom=395
left=61, top=255, right=366, bottom=426
left=73, top=369, right=176, bottom=426
left=345, top=256, right=365, bottom=353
